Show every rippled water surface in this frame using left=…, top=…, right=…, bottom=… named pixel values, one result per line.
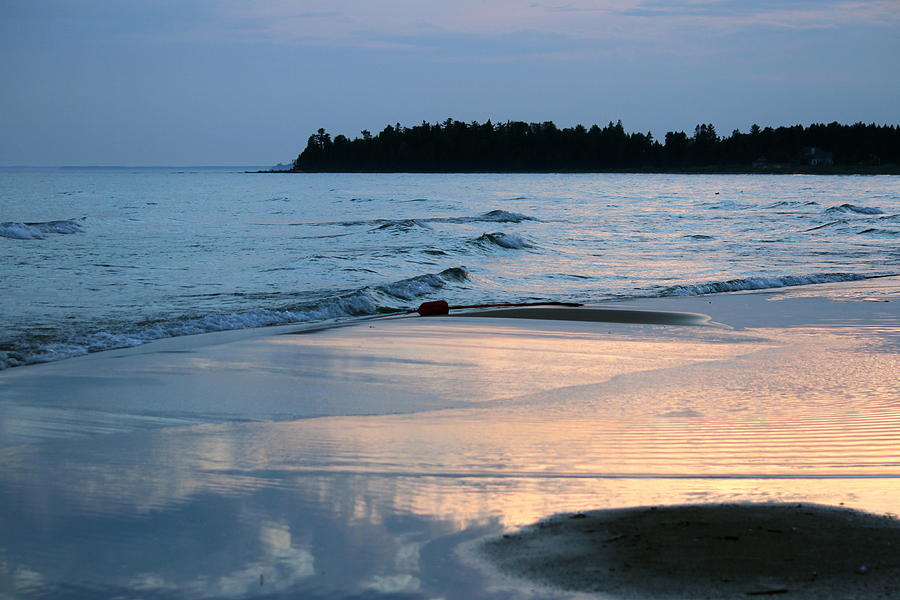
left=2, top=168, right=899, bottom=369
left=3, top=167, right=900, bottom=598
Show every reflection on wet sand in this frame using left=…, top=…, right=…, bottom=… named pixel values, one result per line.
left=2, top=285, right=900, bottom=598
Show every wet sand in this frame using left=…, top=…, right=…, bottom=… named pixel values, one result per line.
left=480, top=503, right=900, bottom=599
left=1, top=277, right=900, bottom=598
left=457, top=306, right=714, bottom=326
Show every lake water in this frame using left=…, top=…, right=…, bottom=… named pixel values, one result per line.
left=2, top=168, right=899, bottom=370
left=3, top=168, right=900, bottom=599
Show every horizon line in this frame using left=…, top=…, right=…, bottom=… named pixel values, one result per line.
left=0, top=164, right=272, bottom=169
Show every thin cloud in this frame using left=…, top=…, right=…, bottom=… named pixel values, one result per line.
left=218, top=1, right=629, bottom=43
left=624, top=0, right=900, bottom=29
left=217, top=0, right=897, bottom=49
left=91, top=0, right=888, bottom=60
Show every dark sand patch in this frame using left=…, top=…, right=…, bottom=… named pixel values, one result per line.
left=458, top=307, right=713, bottom=326
left=481, top=503, right=900, bottom=599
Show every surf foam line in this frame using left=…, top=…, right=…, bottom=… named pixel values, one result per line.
left=0, top=267, right=470, bottom=370
left=654, top=272, right=885, bottom=297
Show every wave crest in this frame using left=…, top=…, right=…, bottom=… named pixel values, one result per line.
left=0, top=219, right=84, bottom=240
left=375, top=267, right=469, bottom=300
left=471, top=210, right=536, bottom=223
left=656, top=273, right=870, bottom=297
left=0, top=266, right=470, bottom=370
left=825, top=204, right=884, bottom=215
left=470, top=231, right=533, bottom=249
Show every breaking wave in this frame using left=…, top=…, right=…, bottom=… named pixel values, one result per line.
left=826, top=204, right=884, bottom=215
left=375, top=266, right=468, bottom=300
left=0, top=219, right=84, bottom=240
left=0, top=267, right=470, bottom=370
left=656, top=273, right=871, bottom=297
left=470, top=231, right=533, bottom=249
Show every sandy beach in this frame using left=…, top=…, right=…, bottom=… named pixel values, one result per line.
left=2, top=277, right=900, bottom=599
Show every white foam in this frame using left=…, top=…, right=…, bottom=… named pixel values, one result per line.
left=658, top=273, right=870, bottom=297
left=0, top=219, right=84, bottom=240
left=0, top=222, right=45, bottom=239
left=0, top=267, right=470, bottom=370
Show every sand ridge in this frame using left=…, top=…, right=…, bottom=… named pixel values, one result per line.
left=480, top=503, right=900, bottom=599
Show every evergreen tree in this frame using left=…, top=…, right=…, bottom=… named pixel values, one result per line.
left=292, top=119, right=900, bottom=172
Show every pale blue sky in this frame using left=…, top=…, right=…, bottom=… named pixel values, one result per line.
left=2, top=0, right=898, bottom=165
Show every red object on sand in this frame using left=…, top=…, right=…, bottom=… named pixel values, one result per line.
left=416, top=300, right=450, bottom=316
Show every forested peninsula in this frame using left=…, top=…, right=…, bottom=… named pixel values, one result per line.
left=287, top=120, right=900, bottom=174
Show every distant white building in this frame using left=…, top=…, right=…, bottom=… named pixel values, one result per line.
left=804, top=147, right=834, bottom=166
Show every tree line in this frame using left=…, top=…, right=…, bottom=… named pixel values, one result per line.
left=291, top=119, right=900, bottom=173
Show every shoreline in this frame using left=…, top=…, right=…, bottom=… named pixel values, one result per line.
left=255, top=165, right=900, bottom=175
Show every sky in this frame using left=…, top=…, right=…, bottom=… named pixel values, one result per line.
left=1, top=0, right=898, bottom=166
